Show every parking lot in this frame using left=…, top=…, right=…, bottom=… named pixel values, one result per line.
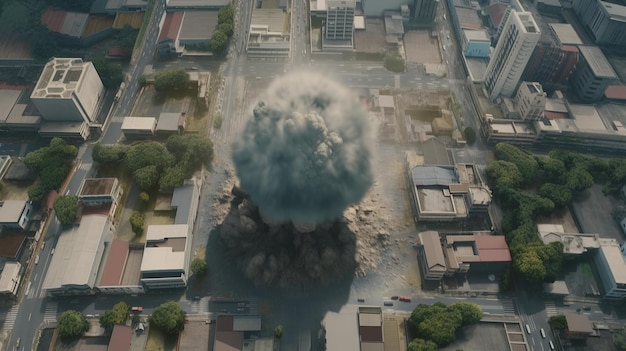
left=440, top=322, right=509, bottom=351
left=403, top=31, right=441, bottom=64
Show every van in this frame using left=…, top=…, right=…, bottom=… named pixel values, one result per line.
left=525, top=324, right=531, bottom=334
left=540, top=328, right=546, bottom=338
left=549, top=341, right=555, bottom=350
left=51, top=248, right=55, bottom=255
left=35, top=255, right=40, bottom=265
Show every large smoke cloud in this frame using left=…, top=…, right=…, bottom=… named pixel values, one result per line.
left=232, top=71, right=373, bottom=224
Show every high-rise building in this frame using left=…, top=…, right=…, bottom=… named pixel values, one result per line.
left=412, top=0, right=438, bottom=25
left=523, top=43, right=578, bottom=93
left=325, top=0, right=356, bottom=41
left=484, top=11, right=541, bottom=101
left=31, top=57, right=104, bottom=123
left=573, top=0, right=626, bottom=50
left=571, top=46, right=618, bottom=102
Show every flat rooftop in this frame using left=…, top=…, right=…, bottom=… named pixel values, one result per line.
left=417, top=188, right=455, bottom=213
left=601, top=0, right=626, bottom=22
left=0, top=200, right=26, bottom=223
left=0, top=89, right=22, bottom=123
left=0, top=233, right=27, bottom=259
left=179, top=10, right=219, bottom=40
left=32, top=58, right=92, bottom=99
left=549, top=23, right=583, bottom=45
left=599, top=238, right=626, bottom=285
left=250, top=8, right=286, bottom=33
left=322, top=304, right=360, bottom=351
left=80, top=178, right=117, bottom=196
left=578, top=46, right=618, bottom=79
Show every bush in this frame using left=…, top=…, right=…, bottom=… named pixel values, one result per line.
left=190, top=257, right=208, bottom=276
left=384, top=55, right=405, bottom=73
left=275, top=325, right=283, bottom=338
left=129, top=211, right=145, bottom=235
left=150, top=302, right=185, bottom=336
left=154, top=69, right=190, bottom=92
left=139, top=192, right=150, bottom=203
left=57, top=310, right=89, bottom=340
left=549, top=315, right=567, bottom=330
left=99, top=302, right=130, bottom=329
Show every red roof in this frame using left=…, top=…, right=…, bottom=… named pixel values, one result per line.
left=41, top=7, right=67, bottom=32
left=158, top=12, right=184, bottom=41
left=99, top=239, right=129, bottom=286
left=605, top=85, right=626, bottom=101
left=108, top=325, right=132, bottom=351
left=562, top=45, right=579, bottom=53
left=475, top=235, right=512, bottom=263
left=106, top=47, right=130, bottom=57
left=488, top=4, right=507, bottom=28
left=544, top=111, right=568, bottom=120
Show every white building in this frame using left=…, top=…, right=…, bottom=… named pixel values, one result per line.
left=140, top=224, right=192, bottom=289
left=324, top=0, right=356, bottom=51
left=514, top=82, right=547, bottom=120
left=42, top=214, right=114, bottom=296
left=594, top=238, right=626, bottom=300
left=0, top=262, right=22, bottom=297
left=484, top=11, right=540, bottom=101
left=0, top=200, right=32, bottom=231
left=31, top=58, right=104, bottom=123
left=246, top=9, right=290, bottom=59
left=121, top=117, right=157, bottom=137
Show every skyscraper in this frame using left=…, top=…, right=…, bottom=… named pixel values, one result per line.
left=484, top=11, right=541, bottom=101
left=412, top=0, right=438, bottom=25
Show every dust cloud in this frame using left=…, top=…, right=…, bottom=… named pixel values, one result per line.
left=232, top=70, right=373, bottom=225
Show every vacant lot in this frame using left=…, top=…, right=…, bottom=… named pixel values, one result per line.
left=354, top=19, right=386, bottom=54
left=404, top=31, right=441, bottom=64
left=440, top=323, right=508, bottom=351
left=131, top=86, right=203, bottom=132
left=571, top=184, right=623, bottom=242
left=178, top=318, right=211, bottom=351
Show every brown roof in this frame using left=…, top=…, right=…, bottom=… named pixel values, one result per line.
left=41, top=7, right=67, bottom=32
left=107, top=325, right=133, bottom=351
left=0, top=233, right=27, bottom=259
left=0, top=32, right=32, bottom=60
left=475, top=235, right=511, bottom=263
left=605, top=85, right=626, bottom=101
left=82, top=15, right=114, bottom=37
left=80, top=178, right=116, bottom=196
left=214, top=331, right=243, bottom=351
left=216, top=315, right=234, bottom=332
left=544, top=111, right=567, bottom=120
left=564, top=313, right=594, bottom=334
left=99, top=239, right=129, bottom=286
left=487, top=4, right=507, bottom=28
left=159, top=12, right=184, bottom=41
left=359, top=326, right=383, bottom=342
left=419, top=231, right=446, bottom=270
left=113, top=11, right=145, bottom=29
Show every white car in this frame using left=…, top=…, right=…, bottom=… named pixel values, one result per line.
left=540, top=328, right=546, bottom=338
left=525, top=324, right=531, bottom=334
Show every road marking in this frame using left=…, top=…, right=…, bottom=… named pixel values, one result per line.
left=1, top=305, right=20, bottom=331
left=29, top=313, right=32, bottom=321
left=44, top=301, right=58, bottom=323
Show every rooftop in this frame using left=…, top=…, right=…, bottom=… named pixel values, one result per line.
left=487, top=3, right=507, bottom=28
left=179, top=10, right=219, bottom=40
left=98, top=239, right=129, bottom=286
left=172, top=181, right=197, bottom=225
left=456, top=7, right=483, bottom=30
left=601, top=0, right=626, bottom=22
left=410, top=165, right=457, bottom=186
left=159, top=12, right=184, bottom=41
left=568, top=104, right=607, bottom=132
left=605, top=85, right=626, bottom=100
left=141, top=224, right=188, bottom=272
left=250, top=8, right=286, bottom=33
left=564, top=313, right=594, bottom=334
left=0, top=90, right=22, bottom=123
left=419, top=231, right=446, bottom=270
left=0, top=262, right=20, bottom=293
left=421, top=138, right=452, bottom=166
left=322, top=304, right=360, bottom=351
left=549, top=23, right=583, bottom=46
left=598, top=238, right=626, bottom=285
left=578, top=46, right=618, bottom=79
left=463, top=29, right=490, bottom=41
left=167, top=0, right=230, bottom=8
left=378, top=95, right=395, bottom=109
left=232, top=316, right=262, bottom=331
left=0, top=200, right=27, bottom=223
left=32, top=58, right=94, bottom=99
left=107, top=325, right=132, bottom=351
left=0, top=233, right=27, bottom=259
left=474, top=234, right=512, bottom=262
left=121, top=117, right=156, bottom=131
left=79, top=178, right=117, bottom=196
left=157, top=112, right=184, bottom=132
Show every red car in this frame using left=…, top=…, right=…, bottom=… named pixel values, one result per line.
left=399, top=296, right=411, bottom=302
left=131, top=306, right=143, bottom=313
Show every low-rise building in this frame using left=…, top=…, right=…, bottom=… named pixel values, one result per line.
left=214, top=315, right=266, bottom=351
left=96, top=239, right=144, bottom=294
left=0, top=262, right=22, bottom=298
left=321, top=304, right=360, bottom=351
left=571, top=46, right=618, bottom=103
left=462, top=29, right=490, bottom=58
left=156, top=112, right=185, bottom=135
left=594, top=238, right=626, bottom=300
left=358, top=306, right=384, bottom=350
left=78, top=178, right=122, bottom=219
left=107, top=325, right=133, bottom=351
left=537, top=223, right=600, bottom=256
left=443, top=233, right=512, bottom=275
left=140, top=224, right=191, bottom=289
left=42, top=214, right=114, bottom=296
left=564, top=313, right=594, bottom=339
left=121, top=117, right=157, bottom=138
left=514, top=82, right=546, bottom=120
left=247, top=9, right=290, bottom=59
left=0, top=233, right=27, bottom=260
left=38, top=121, right=90, bottom=141
left=416, top=231, right=446, bottom=280
left=0, top=200, right=32, bottom=231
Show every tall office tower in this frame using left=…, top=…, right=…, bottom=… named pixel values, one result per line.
left=412, top=0, right=438, bottom=25
left=325, top=0, right=356, bottom=41
left=573, top=0, right=626, bottom=50
left=523, top=42, right=578, bottom=93
left=484, top=11, right=541, bottom=101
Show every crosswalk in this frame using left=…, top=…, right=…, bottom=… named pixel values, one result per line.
left=545, top=301, right=558, bottom=317
left=2, top=305, right=20, bottom=331
left=502, top=299, right=517, bottom=315
left=44, top=301, right=58, bottom=323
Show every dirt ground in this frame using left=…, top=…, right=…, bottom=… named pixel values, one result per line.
left=354, top=19, right=386, bottom=54
left=404, top=31, right=441, bottom=64
left=131, top=86, right=197, bottom=119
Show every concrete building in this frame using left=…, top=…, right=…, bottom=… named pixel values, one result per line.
left=0, top=200, right=32, bottom=231
left=0, top=233, right=27, bottom=260
left=357, top=306, right=383, bottom=350
left=462, top=29, right=490, bottom=58
left=96, top=239, right=144, bottom=295
left=443, top=233, right=512, bottom=275
left=563, top=313, right=594, bottom=339
left=78, top=178, right=122, bottom=219
left=246, top=9, right=290, bottom=59
left=523, top=43, right=578, bottom=93
left=42, top=214, right=114, bottom=296
left=484, top=11, right=541, bottom=101
left=31, top=58, right=104, bottom=123
left=321, top=304, right=360, bottom=351
left=362, top=0, right=411, bottom=17
left=549, top=23, right=583, bottom=46
left=156, top=112, right=186, bottom=135
left=213, top=315, right=266, bottom=351
left=140, top=224, right=191, bottom=289
left=416, top=231, right=446, bottom=280
left=514, top=81, right=547, bottom=120
left=0, top=262, right=21, bottom=298
left=412, top=0, right=438, bottom=25
left=121, top=117, right=157, bottom=137
left=571, top=46, right=618, bottom=102
left=594, top=238, right=626, bottom=300
left=537, top=223, right=600, bottom=257
left=573, top=0, right=626, bottom=50
left=157, top=12, right=185, bottom=58
left=324, top=0, right=356, bottom=50
left=38, top=121, right=90, bottom=141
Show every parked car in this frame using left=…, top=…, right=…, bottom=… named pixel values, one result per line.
left=390, top=296, right=399, bottom=300
left=399, top=296, right=411, bottom=302
left=383, top=301, right=394, bottom=306
left=357, top=298, right=365, bottom=303
left=131, top=306, right=143, bottom=313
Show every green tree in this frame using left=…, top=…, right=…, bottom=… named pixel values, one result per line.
left=139, top=192, right=150, bottom=203
left=150, top=301, right=185, bottom=336
left=275, top=325, right=283, bottom=338
left=218, top=4, right=234, bottom=25
left=538, top=183, right=572, bottom=208
left=125, top=141, right=175, bottom=174
left=28, top=182, right=47, bottom=202
left=159, top=166, right=186, bottom=191
left=134, top=165, right=160, bottom=190
left=384, top=55, right=405, bottom=73
left=114, top=24, right=139, bottom=49
left=499, top=267, right=513, bottom=292
left=486, top=160, right=524, bottom=192
left=154, top=69, right=190, bottom=92
left=536, top=155, right=566, bottom=183
left=190, top=257, right=208, bottom=276
left=57, top=310, right=89, bottom=340
left=99, top=302, right=130, bottom=330
left=129, top=211, right=145, bottom=235
left=210, top=30, right=229, bottom=53
left=449, top=302, right=483, bottom=325
left=565, top=166, right=594, bottom=192
left=463, top=127, right=477, bottom=145
left=407, top=338, right=438, bottom=351
left=548, top=315, right=568, bottom=330
left=53, top=195, right=79, bottom=226
left=131, top=314, right=141, bottom=327
left=92, top=144, right=128, bottom=165
left=494, top=143, right=539, bottom=183
left=219, top=22, right=233, bottom=37
left=165, top=135, right=214, bottom=176
left=514, top=250, right=546, bottom=283
left=91, top=57, right=124, bottom=89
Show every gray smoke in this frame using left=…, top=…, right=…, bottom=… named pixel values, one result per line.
left=232, top=71, right=373, bottom=224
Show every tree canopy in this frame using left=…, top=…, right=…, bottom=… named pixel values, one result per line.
left=125, top=141, right=175, bottom=174
left=190, top=257, right=208, bottom=276
left=210, top=30, right=229, bottom=53
left=53, top=195, right=79, bottom=226
left=408, top=302, right=482, bottom=347
left=384, top=55, right=405, bottom=73
left=154, top=69, right=190, bottom=92
left=99, top=302, right=130, bottom=330
left=57, top=310, right=89, bottom=340
left=218, top=4, right=234, bottom=25
left=548, top=315, right=568, bottom=330
left=615, top=329, right=626, bottom=351
left=463, top=127, right=476, bottom=145
left=91, top=57, right=124, bottom=89
left=150, top=301, right=185, bottom=335
left=407, top=338, right=438, bottom=351
left=92, top=144, right=129, bottom=165
left=129, top=210, right=145, bottom=236
left=25, top=138, right=77, bottom=202
left=114, top=24, right=138, bottom=49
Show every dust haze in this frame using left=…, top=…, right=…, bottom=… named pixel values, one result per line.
left=232, top=70, right=373, bottom=224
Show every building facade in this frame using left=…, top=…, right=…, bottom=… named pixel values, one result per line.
left=573, top=0, right=626, bottom=50
left=412, top=0, right=438, bottom=25
left=514, top=81, right=547, bottom=120
left=523, top=43, right=578, bottom=93
left=31, top=58, right=104, bottom=123
left=485, top=11, right=541, bottom=101
left=463, top=29, right=490, bottom=58
left=571, top=46, right=618, bottom=102
left=593, top=238, right=626, bottom=300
